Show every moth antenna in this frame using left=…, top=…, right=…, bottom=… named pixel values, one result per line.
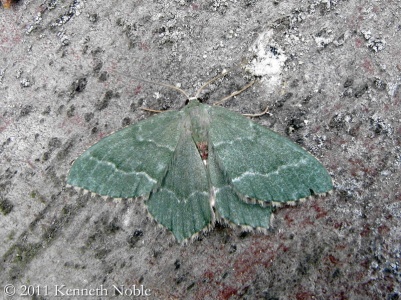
left=114, top=71, right=191, bottom=99
left=194, top=69, right=229, bottom=99
left=213, top=79, right=256, bottom=106
left=146, top=80, right=190, bottom=99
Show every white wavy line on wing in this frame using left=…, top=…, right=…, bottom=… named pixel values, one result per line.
left=232, top=158, right=308, bottom=183
left=89, top=156, right=157, bottom=184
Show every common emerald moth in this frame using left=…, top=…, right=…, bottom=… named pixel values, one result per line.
left=67, top=77, right=333, bottom=242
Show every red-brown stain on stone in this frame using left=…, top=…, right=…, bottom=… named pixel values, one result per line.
left=2, top=0, right=12, bottom=8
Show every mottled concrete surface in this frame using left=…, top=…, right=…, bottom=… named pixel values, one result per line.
left=1, top=1, right=400, bottom=299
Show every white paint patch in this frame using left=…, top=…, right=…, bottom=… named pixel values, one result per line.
left=246, top=30, right=287, bottom=88
left=153, top=92, right=162, bottom=99
left=122, top=208, right=133, bottom=227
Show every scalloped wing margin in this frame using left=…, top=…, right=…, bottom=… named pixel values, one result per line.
left=67, top=110, right=184, bottom=198
left=208, top=142, right=272, bottom=229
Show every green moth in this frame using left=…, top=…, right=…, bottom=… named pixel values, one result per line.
left=67, top=92, right=332, bottom=242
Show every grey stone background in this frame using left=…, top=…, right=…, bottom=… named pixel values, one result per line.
left=1, top=0, right=400, bottom=299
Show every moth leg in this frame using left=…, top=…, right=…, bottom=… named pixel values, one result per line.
left=213, top=79, right=257, bottom=106
left=141, top=107, right=165, bottom=114
left=242, top=105, right=270, bottom=118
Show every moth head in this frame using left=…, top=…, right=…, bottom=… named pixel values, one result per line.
left=185, top=96, right=205, bottom=106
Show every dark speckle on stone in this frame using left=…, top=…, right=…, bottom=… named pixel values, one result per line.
left=329, top=113, right=348, bottom=130
left=261, top=290, right=279, bottom=300
left=243, top=0, right=257, bottom=7
left=239, top=231, right=250, bottom=239
left=20, top=105, right=33, bottom=117
left=290, top=79, right=299, bottom=88
left=2, top=137, right=11, bottom=149
left=96, top=97, right=110, bottom=111
left=275, top=92, right=293, bottom=107
left=84, top=112, right=94, bottom=122
left=93, top=61, right=103, bottom=74
left=42, top=152, right=50, bottom=161
left=349, top=122, right=361, bottom=137
left=48, top=137, right=62, bottom=150
left=105, top=217, right=121, bottom=233
left=343, top=87, right=354, bottom=97
left=94, top=248, right=111, bottom=260
left=287, top=114, right=305, bottom=133
left=354, top=83, right=368, bottom=98
left=373, top=78, right=387, bottom=91
left=127, top=230, right=144, bottom=247
left=332, top=268, right=341, bottom=279
left=57, top=105, right=65, bottom=115
left=0, top=198, right=14, bottom=215
left=122, top=117, right=131, bottom=126
left=42, top=106, right=51, bottom=115
left=88, top=13, right=98, bottom=23
left=133, top=229, right=143, bottom=237
left=302, top=94, right=312, bottom=103
left=66, top=105, right=75, bottom=117
left=131, top=99, right=144, bottom=111
left=369, top=116, right=392, bottom=135
left=290, top=118, right=304, bottom=129
left=174, top=259, right=181, bottom=270
left=387, top=293, right=400, bottom=300
left=98, top=71, right=108, bottom=82
left=71, top=77, right=87, bottom=93
left=56, top=139, right=75, bottom=161
left=95, top=90, right=115, bottom=111
left=270, top=46, right=279, bottom=56
left=229, top=244, right=237, bottom=253
left=344, top=78, right=354, bottom=88
left=174, top=274, right=185, bottom=284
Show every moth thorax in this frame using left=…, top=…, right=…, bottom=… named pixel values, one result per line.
left=190, top=109, right=210, bottom=162
left=196, top=141, right=208, bottom=161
